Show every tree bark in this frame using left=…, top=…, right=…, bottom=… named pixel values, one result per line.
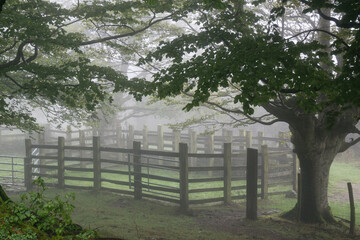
left=286, top=111, right=351, bottom=223
left=264, top=100, right=359, bottom=223
left=296, top=149, right=336, bottom=223
left=0, top=184, right=11, bottom=204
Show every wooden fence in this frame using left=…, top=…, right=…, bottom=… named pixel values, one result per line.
left=24, top=133, right=299, bottom=209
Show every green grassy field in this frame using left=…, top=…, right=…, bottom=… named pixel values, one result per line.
left=3, top=157, right=360, bottom=239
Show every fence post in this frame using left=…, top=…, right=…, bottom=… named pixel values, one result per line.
left=246, top=131, right=253, bottom=148
left=224, top=130, right=233, bottom=143
left=179, top=143, right=189, bottom=212
left=278, top=132, right=286, bottom=148
left=92, top=126, right=98, bottom=137
left=224, top=143, right=232, bottom=204
left=173, top=129, right=180, bottom=152
left=293, top=153, right=299, bottom=192
left=93, top=136, right=101, bottom=191
left=24, top=139, right=32, bottom=191
left=261, top=145, right=269, bottom=200
left=257, top=132, right=264, bottom=151
left=239, top=129, right=246, bottom=151
left=66, top=125, right=72, bottom=145
left=347, top=182, right=356, bottom=236
left=58, top=137, right=65, bottom=189
left=127, top=125, right=134, bottom=148
left=79, top=130, right=86, bottom=168
left=206, top=134, right=214, bottom=176
left=246, top=148, right=258, bottom=220
left=190, top=130, right=197, bottom=167
left=157, top=125, right=164, bottom=166
left=116, top=125, right=123, bottom=161
left=157, top=125, right=164, bottom=151
left=142, top=125, right=149, bottom=150
left=297, top=172, right=302, bottom=221
left=38, top=131, right=46, bottom=174
left=133, top=141, right=142, bottom=200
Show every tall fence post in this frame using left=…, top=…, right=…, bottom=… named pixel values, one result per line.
left=116, top=125, right=123, bottom=161
left=246, top=131, right=253, bottom=148
left=257, top=132, right=264, bottom=152
left=224, top=143, right=232, bottom=204
left=239, top=129, right=246, bottom=151
left=173, top=129, right=180, bottom=152
left=93, top=136, right=101, bottom=191
left=157, top=125, right=164, bottom=151
left=66, top=125, right=72, bottom=146
left=38, top=131, right=46, bottom=174
left=206, top=134, right=214, bottom=176
left=24, top=139, right=32, bottom=191
left=133, top=141, right=142, bottom=200
left=189, top=130, right=197, bottom=167
left=261, top=145, right=269, bottom=199
left=347, top=182, right=356, bottom=236
left=157, top=125, right=164, bottom=166
left=58, top=137, right=65, bottom=189
left=246, top=148, right=258, bottom=220
left=278, top=131, right=286, bottom=148
left=293, top=153, right=299, bottom=192
left=79, top=130, right=86, bottom=168
left=297, top=172, right=302, bottom=221
left=127, top=125, right=134, bottom=149
left=179, top=143, right=189, bottom=212
left=143, top=125, right=149, bottom=150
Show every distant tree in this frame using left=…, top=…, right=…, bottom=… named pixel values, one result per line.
left=134, top=0, right=360, bottom=223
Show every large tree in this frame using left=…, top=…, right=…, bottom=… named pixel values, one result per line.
left=134, top=0, right=360, bottom=223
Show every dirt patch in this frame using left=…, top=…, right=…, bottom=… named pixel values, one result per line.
left=194, top=206, right=286, bottom=239
left=193, top=204, right=355, bottom=240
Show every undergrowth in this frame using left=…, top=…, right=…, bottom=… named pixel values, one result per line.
left=0, top=177, right=96, bottom=240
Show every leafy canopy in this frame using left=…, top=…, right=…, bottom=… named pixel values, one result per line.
left=136, top=0, right=360, bottom=117
left=0, top=0, right=182, bottom=131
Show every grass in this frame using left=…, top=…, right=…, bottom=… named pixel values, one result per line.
left=3, top=156, right=360, bottom=239
left=8, top=189, right=357, bottom=240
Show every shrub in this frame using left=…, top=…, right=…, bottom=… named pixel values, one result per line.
left=0, top=178, right=97, bottom=239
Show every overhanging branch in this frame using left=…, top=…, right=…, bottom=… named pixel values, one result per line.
left=181, top=91, right=282, bottom=125
left=339, top=136, right=360, bottom=153
left=80, top=14, right=173, bottom=46
left=286, top=28, right=350, bottom=49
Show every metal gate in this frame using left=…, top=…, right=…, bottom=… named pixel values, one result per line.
left=0, top=155, right=26, bottom=191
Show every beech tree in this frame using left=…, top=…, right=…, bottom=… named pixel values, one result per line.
left=135, top=0, right=360, bottom=223
left=1, top=0, right=359, bottom=224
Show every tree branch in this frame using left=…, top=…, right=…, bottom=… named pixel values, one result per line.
left=3, top=73, right=26, bottom=89
left=0, top=40, right=18, bottom=55
left=339, top=136, right=360, bottom=153
left=0, top=41, right=33, bottom=71
left=286, top=28, right=350, bottom=49
left=80, top=14, right=173, bottom=46
left=181, top=91, right=282, bottom=125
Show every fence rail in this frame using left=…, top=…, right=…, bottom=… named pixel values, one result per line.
left=22, top=135, right=299, bottom=210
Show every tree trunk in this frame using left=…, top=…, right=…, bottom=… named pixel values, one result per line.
left=0, top=184, right=11, bottom=204
left=287, top=118, right=346, bottom=223
left=296, top=149, right=336, bottom=223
